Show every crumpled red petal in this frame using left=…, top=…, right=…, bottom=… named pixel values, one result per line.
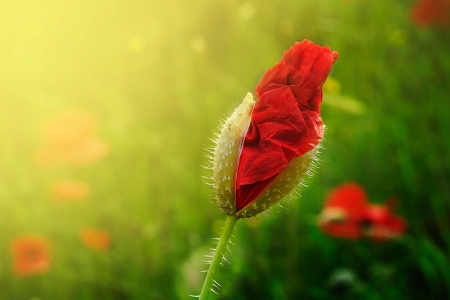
left=235, top=40, right=338, bottom=211
left=255, top=40, right=339, bottom=110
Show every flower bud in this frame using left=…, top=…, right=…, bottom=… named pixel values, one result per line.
left=209, top=40, right=338, bottom=218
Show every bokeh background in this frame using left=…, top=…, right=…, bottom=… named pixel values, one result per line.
left=1, top=0, right=450, bottom=299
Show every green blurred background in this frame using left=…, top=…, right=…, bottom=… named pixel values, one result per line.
left=1, top=0, right=450, bottom=299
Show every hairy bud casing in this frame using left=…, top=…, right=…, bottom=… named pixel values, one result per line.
left=212, top=93, right=255, bottom=214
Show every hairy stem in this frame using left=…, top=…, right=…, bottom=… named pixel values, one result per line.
left=199, top=214, right=239, bottom=300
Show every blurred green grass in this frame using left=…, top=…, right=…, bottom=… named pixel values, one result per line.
left=1, top=0, right=450, bottom=299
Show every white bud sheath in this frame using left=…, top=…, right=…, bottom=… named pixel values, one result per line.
left=212, top=93, right=255, bottom=214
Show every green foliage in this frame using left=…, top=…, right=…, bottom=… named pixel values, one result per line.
left=1, top=0, right=449, bottom=299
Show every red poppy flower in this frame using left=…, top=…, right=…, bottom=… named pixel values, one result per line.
left=210, top=41, right=338, bottom=218
left=411, top=0, right=450, bottom=27
left=319, top=183, right=407, bottom=242
left=35, top=111, right=109, bottom=167
left=10, top=236, right=50, bottom=276
left=211, top=40, right=337, bottom=218
left=319, top=183, right=368, bottom=239
left=80, top=228, right=111, bottom=251
left=235, top=41, right=338, bottom=215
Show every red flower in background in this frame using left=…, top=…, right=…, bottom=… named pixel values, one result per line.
left=235, top=41, right=338, bottom=211
left=411, top=0, right=450, bottom=27
left=10, top=236, right=50, bottom=276
left=36, top=111, right=109, bottom=167
left=80, top=228, right=111, bottom=251
left=50, top=180, right=90, bottom=202
left=319, top=183, right=407, bottom=242
left=318, top=183, right=368, bottom=239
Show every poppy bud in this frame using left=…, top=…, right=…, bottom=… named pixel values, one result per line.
left=209, top=40, right=338, bottom=218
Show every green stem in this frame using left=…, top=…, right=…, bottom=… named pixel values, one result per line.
left=199, top=214, right=239, bottom=300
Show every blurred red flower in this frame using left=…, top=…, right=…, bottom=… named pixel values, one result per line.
left=10, top=236, right=50, bottom=276
left=235, top=40, right=338, bottom=211
left=411, top=0, right=450, bottom=27
left=80, top=228, right=111, bottom=251
left=318, top=183, right=368, bottom=239
left=36, top=111, right=109, bottom=167
left=50, top=180, right=90, bottom=202
left=319, top=183, right=407, bottom=241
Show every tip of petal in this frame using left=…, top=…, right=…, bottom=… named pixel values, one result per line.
left=331, top=50, right=339, bottom=62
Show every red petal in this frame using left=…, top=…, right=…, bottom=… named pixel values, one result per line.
left=362, top=204, right=407, bottom=241
left=321, top=222, right=363, bottom=239
left=235, top=41, right=337, bottom=211
left=255, top=40, right=338, bottom=111
left=325, top=183, right=368, bottom=219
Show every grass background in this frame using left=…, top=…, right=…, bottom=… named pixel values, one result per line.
left=1, top=0, right=450, bottom=299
